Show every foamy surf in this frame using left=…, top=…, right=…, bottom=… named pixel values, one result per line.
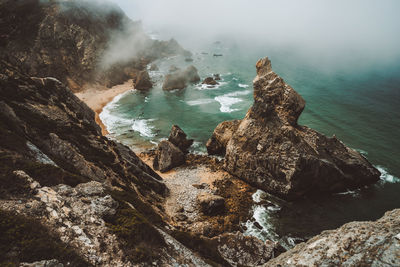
left=186, top=99, right=214, bottom=106
left=132, top=119, right=156, bottom=138
left=99, top=90, right=134, bottom=133
left=376, top=166, right=400, bottom=183
left=215, top=90, right=251, bottom=113
left=238, top=83, right=249, bottom=88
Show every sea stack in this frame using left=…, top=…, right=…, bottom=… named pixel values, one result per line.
left=207, top=57, right=380, bottom=199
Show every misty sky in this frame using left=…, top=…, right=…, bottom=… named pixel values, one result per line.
left=110, top=0, right=400, bottom=69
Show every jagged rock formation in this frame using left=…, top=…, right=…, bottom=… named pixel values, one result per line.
left=208, top=57, right=380, bottom=199
left=206, top=120, right=241, bottom=155
left=168, top=125, right=194, bottom=153
left=133, top=70, right=152, bottom=90
left=153, top=140, right=185, bottom=173
left=162, top=65, right=200, bottom=90
left=265, top=209, right=400, bottom=267
left=0, top=60, right=212, bottom=266
left=0, top=0, right=188, bottom=91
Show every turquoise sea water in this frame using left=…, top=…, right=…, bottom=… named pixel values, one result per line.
left=100, top=41, right=400, bottom=246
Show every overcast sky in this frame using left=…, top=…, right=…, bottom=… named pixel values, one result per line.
left=109, top=0, right=400, bottom=69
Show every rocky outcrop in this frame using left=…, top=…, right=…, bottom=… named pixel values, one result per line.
left=0, top=0, right=188, bottom=91
left=209, top=57, right=380, bottom=199
left=212, top=232, right=277, bottom=267
left=197, top=192, right=225, bottom=215
left=153, top=140, right=185, bottom=173
left=265, top=209, right=400, bottom=267
left=162, top=65, right=200, bottom=90
left=133, top=70, right=152, bottom=90
left=206, top=120, right=241, bottom=155
left=168, top=125, right=193, bottom=153
left=0, top=60, right=172, bottom=265
left=202, top=77, right=219, bottom=86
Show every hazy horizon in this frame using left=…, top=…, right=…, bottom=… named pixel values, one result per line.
left=109, top=0, right=400, bottom=72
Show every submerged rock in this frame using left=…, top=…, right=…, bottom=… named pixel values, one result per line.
left=206, top=120, right=241, bottom=155
left=266, top=209, right=400, bottom=267
left=153, top=140, right=185, bottom=172
left=209, top=57, right=380, bottom=199
left=133, top=70, right=152, bottom=90
left=168, top=125, right=193, bottom=153
left=162, top=65, right=200, bottom=90
left=197, top=192, right=225, bottom=215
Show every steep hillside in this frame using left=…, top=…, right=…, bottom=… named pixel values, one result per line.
left=0, top=0, right=188, bottom=91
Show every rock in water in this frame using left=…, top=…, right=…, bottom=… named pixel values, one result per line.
left=265, top=209, right=400, bottom=267
left=153, top=140, right=185, bottom=172
left=168, top=125, right=193, bottom=153
left=162, top=65, right=200, bottom=90
left=133, top=70, right=152, bottom=90
left=209, top=57, right=380, bottom=199
left=206, top=120, right=241, bottom=155
left=202, top=77, right=219, bottom=86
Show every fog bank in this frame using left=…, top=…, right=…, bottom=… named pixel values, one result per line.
left=111, top=0, right=400, bottom=70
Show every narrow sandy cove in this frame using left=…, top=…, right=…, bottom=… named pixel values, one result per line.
left=75, top=80, right=134, bottom=135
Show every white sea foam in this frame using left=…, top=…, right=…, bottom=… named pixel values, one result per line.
left=132, top=119, right=156, bottom=138
left=196, top=81, right=227, bottom=90
left=376, top=166, right=400, bottom=183
left=252, top=189, right=266, bottom=203
left=214, top=90, right=251, bottom=113
left=238, top=83, right=249, bottom=88
left=186, top=99, right=214, bottom=106
left=99, top=91, right=134, bottom=133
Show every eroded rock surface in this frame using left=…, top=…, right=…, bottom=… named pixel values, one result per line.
left=210, top=57, right=380, bottom=199
left=168, top=125, right=193, bottom=153
left=197, top=192, right=225, bottom=215
left=206, top=120, right=241, bottom=155
left=153, top=140, right=185, bottom=173
left=265, top=209, right=400, bottom=267
left=133, top=70, right=152, bottom=90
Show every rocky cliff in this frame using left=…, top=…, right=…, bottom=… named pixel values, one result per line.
left=208, top=57, right=380, bottom=199
left=265, top=209, right=400, bottom=266
left=0, top=0, right=188, bottom=91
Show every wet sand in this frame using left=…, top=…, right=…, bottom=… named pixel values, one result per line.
left=75, top=80, right=134, bottom=135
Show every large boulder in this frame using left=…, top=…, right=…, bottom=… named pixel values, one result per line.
left=162, top=65, right=200, bottom=90
left=265, top=209, right=400, bottom=267
left=168, top=125, right=193, bottom=153
left=211, top=57, right=380, bottom=199
left=153, top=140, right=185, bottom=172
left=206, top=120, right=241, bottom=155
left=133, top=70, right=152, bottom=90
left=197, top=192, right=225, bottom=215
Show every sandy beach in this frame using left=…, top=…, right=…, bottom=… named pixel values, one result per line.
left=75, top=80, right=134, bottom=135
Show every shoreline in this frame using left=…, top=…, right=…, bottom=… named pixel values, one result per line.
left=75, top=80, right=134, bottom=135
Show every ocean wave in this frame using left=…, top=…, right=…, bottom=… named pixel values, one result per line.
left=99, top=93, right=134, bottom=133
left=238, top=83, right=249, bottom=88
left=196, top=81, right=227, bottom=90
left=132, top=119, right=156, bottom=138
left=186, top=98, right=214, bottom=106
left=214, top=90, right=251, bottom=113
left=376, top=166, right=400, bottom=183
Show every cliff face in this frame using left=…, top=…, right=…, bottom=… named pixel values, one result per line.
left=265, top=209, right=400, bottom=267
left=208, top=57, right=380, bottom=199
left=0, top=0, right=188, bottom=91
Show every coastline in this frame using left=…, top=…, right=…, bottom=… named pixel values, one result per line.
left=75, top=80, right=134, bottom=135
